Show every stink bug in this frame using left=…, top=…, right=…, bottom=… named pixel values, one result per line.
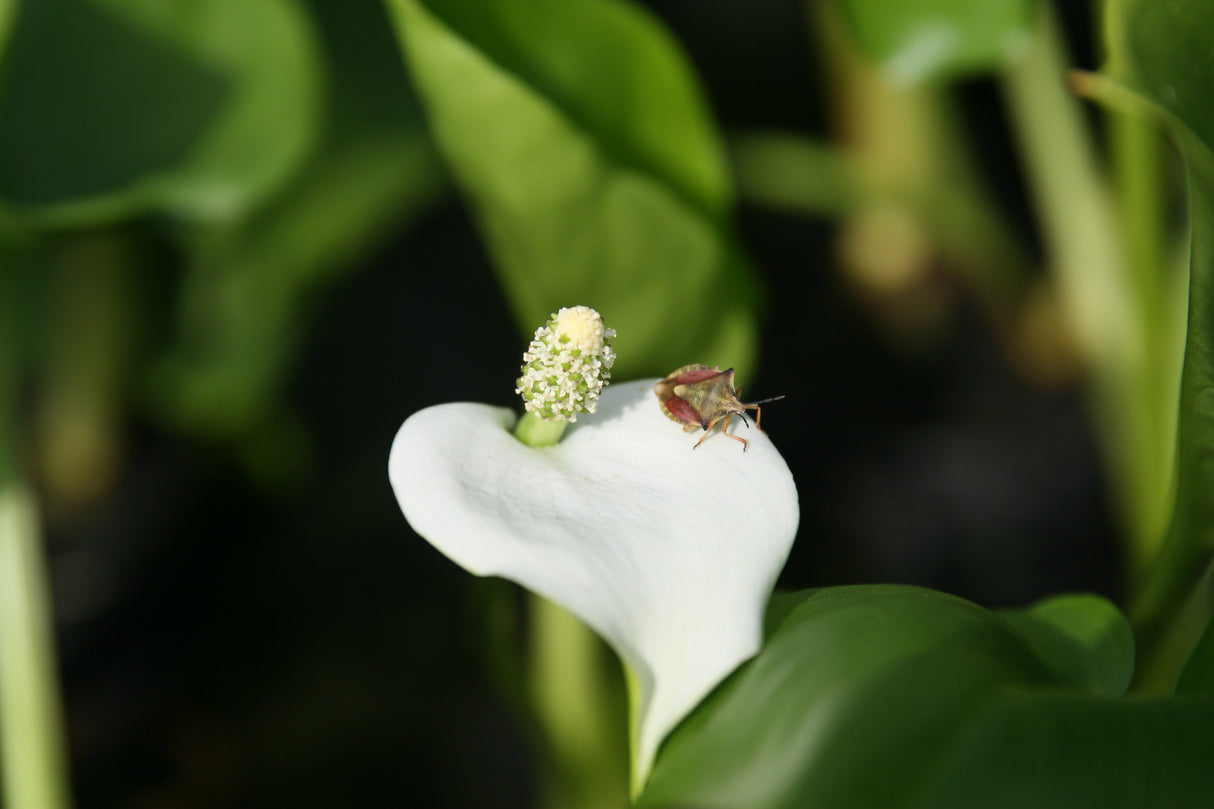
left=654, top=364, right=784, bottom=451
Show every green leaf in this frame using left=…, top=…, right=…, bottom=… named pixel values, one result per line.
left=1091, top=0, right=1214, bottom=641
left=147, top=0, right=445, bottom=463
left=639, top=586, right=1050, bottom=808
left=638, top=585, right=1214, bottom=809
left=383, top=0, right=761, bottom=378
left=0, top=0, right=18, bottom=74
left=0, top=0, right=321, bottom=225
left=999, top=593, right=1135, bottom=696
left=0, top=0, right=226, bottom=212
left=1103, top=0, right=1214, bottom=169
left=147, top=133, right=443, bottom=445
left=917, top=693, right=1214, bottom=809
left=1174, top=615, right=1214, bottom=699
left=836, top=0, right=1031, bottom=84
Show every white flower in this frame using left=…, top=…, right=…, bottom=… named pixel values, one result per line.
left=389, top=379, right=799, bottom=784
left=516, top=306, right=616, bottom=422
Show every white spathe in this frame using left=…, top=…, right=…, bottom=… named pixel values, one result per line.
left=388, top=379, right=799, bottom=783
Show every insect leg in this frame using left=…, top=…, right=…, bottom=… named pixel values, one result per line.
left=693, top=415, right=726, bottom=449
left=719, top=413, right=750, bottom=451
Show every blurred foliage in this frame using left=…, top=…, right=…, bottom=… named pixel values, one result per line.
left=0, top=0, right=321, bottom=224
left=1087, top=0, right=1214, bottom=655
left=384, top=0, right=761, bottom=380
left=1175, top=615, right=1214, bottom=699
left=0, top=0, right=447, bottom=490
left=839, top=0, right=1031, bottom=83
left=2, top=0, right=1214, bottom=806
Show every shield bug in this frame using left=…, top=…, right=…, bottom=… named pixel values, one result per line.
left=654, top=364, right=784, bottom=451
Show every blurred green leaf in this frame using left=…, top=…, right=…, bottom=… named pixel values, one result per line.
left=638, top=585, right=1214, bottom=809
left=0, top=0, right=321, bottom=225
left=1090, top=0, right=1214, bottom=642
left=1103, top=0, right=1214, bottom=168
left=0, top=0, right=226, bottom=212
left=836, top=0, right=1030, bottom=84
left=149, top=134, right=443, bottom=441
left=0, top=0, right=18, bottom=72
left=732, top=133, right=861, bottom=217
left=384, top=0, right=761, bottom=378
left=1174, top=615, right=1214, bottom=699
left=147, top=0, right=445, bottom=473
left=999, top=593, right=1134, bottom=697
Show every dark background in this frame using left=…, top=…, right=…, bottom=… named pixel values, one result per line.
left=43, top=1, right=1119, bottom=807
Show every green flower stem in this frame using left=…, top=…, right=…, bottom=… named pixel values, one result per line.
left=1111, top=111, right=1181, bottom=569
left=0, top=484, right=71, bottom=809
left=1131, top=169, right=1214, bottom=672
left=529, top=596, right=627, bottom=809
left=1000, top=6, right=1150, bottom=562
left=0, top=269, right=73, bottom=809
left=513, top=412, right=569, bottom=448
left=796, top=2, right=1031, bottom=345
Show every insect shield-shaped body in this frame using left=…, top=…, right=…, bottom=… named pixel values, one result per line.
left=654, top=364, right=783, bottom=451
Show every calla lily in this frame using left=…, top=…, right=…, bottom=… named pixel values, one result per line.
left=388, top=378, right=799, bottom=783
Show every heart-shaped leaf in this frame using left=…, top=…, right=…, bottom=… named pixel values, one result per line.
left=383, top=0, right=761, bottom=378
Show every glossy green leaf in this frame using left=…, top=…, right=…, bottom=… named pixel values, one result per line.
left=1174, top=615, right=1214, bottom=699
left=1094, top=0, right=1214, bottom=638
left=639, top=586, right=1050, bottom=808
left=638, top=585, right=1214, bottom=809
left=836, top=0, right=1030, bottom=84
left=0, top=0, right=321, bottom=225
left=383, top=0, right=761, bottom=378
left=999, top=593, right=1134, bottom=696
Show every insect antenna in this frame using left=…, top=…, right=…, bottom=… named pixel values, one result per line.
left=742, top=394, right=785, bottom=432
left=745, top=394, right=786, bottom=407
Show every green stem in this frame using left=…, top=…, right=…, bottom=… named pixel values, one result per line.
left=513, top=412, right=569, bottom=448
left=0, top=267, right=73, bottom=809
left=1131, top=165, right=1214, bottom=660
left=801, top=1, right=1031, bottom=344
left=0, top=485, right=71, bottom=809
left=528, top=595, right=627, bottom=809
left=1111, top=111, right=1179, bottom=570
left=1000, top=5, right=1146, bottom=561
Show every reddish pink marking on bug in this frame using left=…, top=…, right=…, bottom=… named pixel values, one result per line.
left=662, top=395, right=700, bottom=426
left=671, top=366, right=724, bottom=385
left=654, top=363, right=783, bottom=451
